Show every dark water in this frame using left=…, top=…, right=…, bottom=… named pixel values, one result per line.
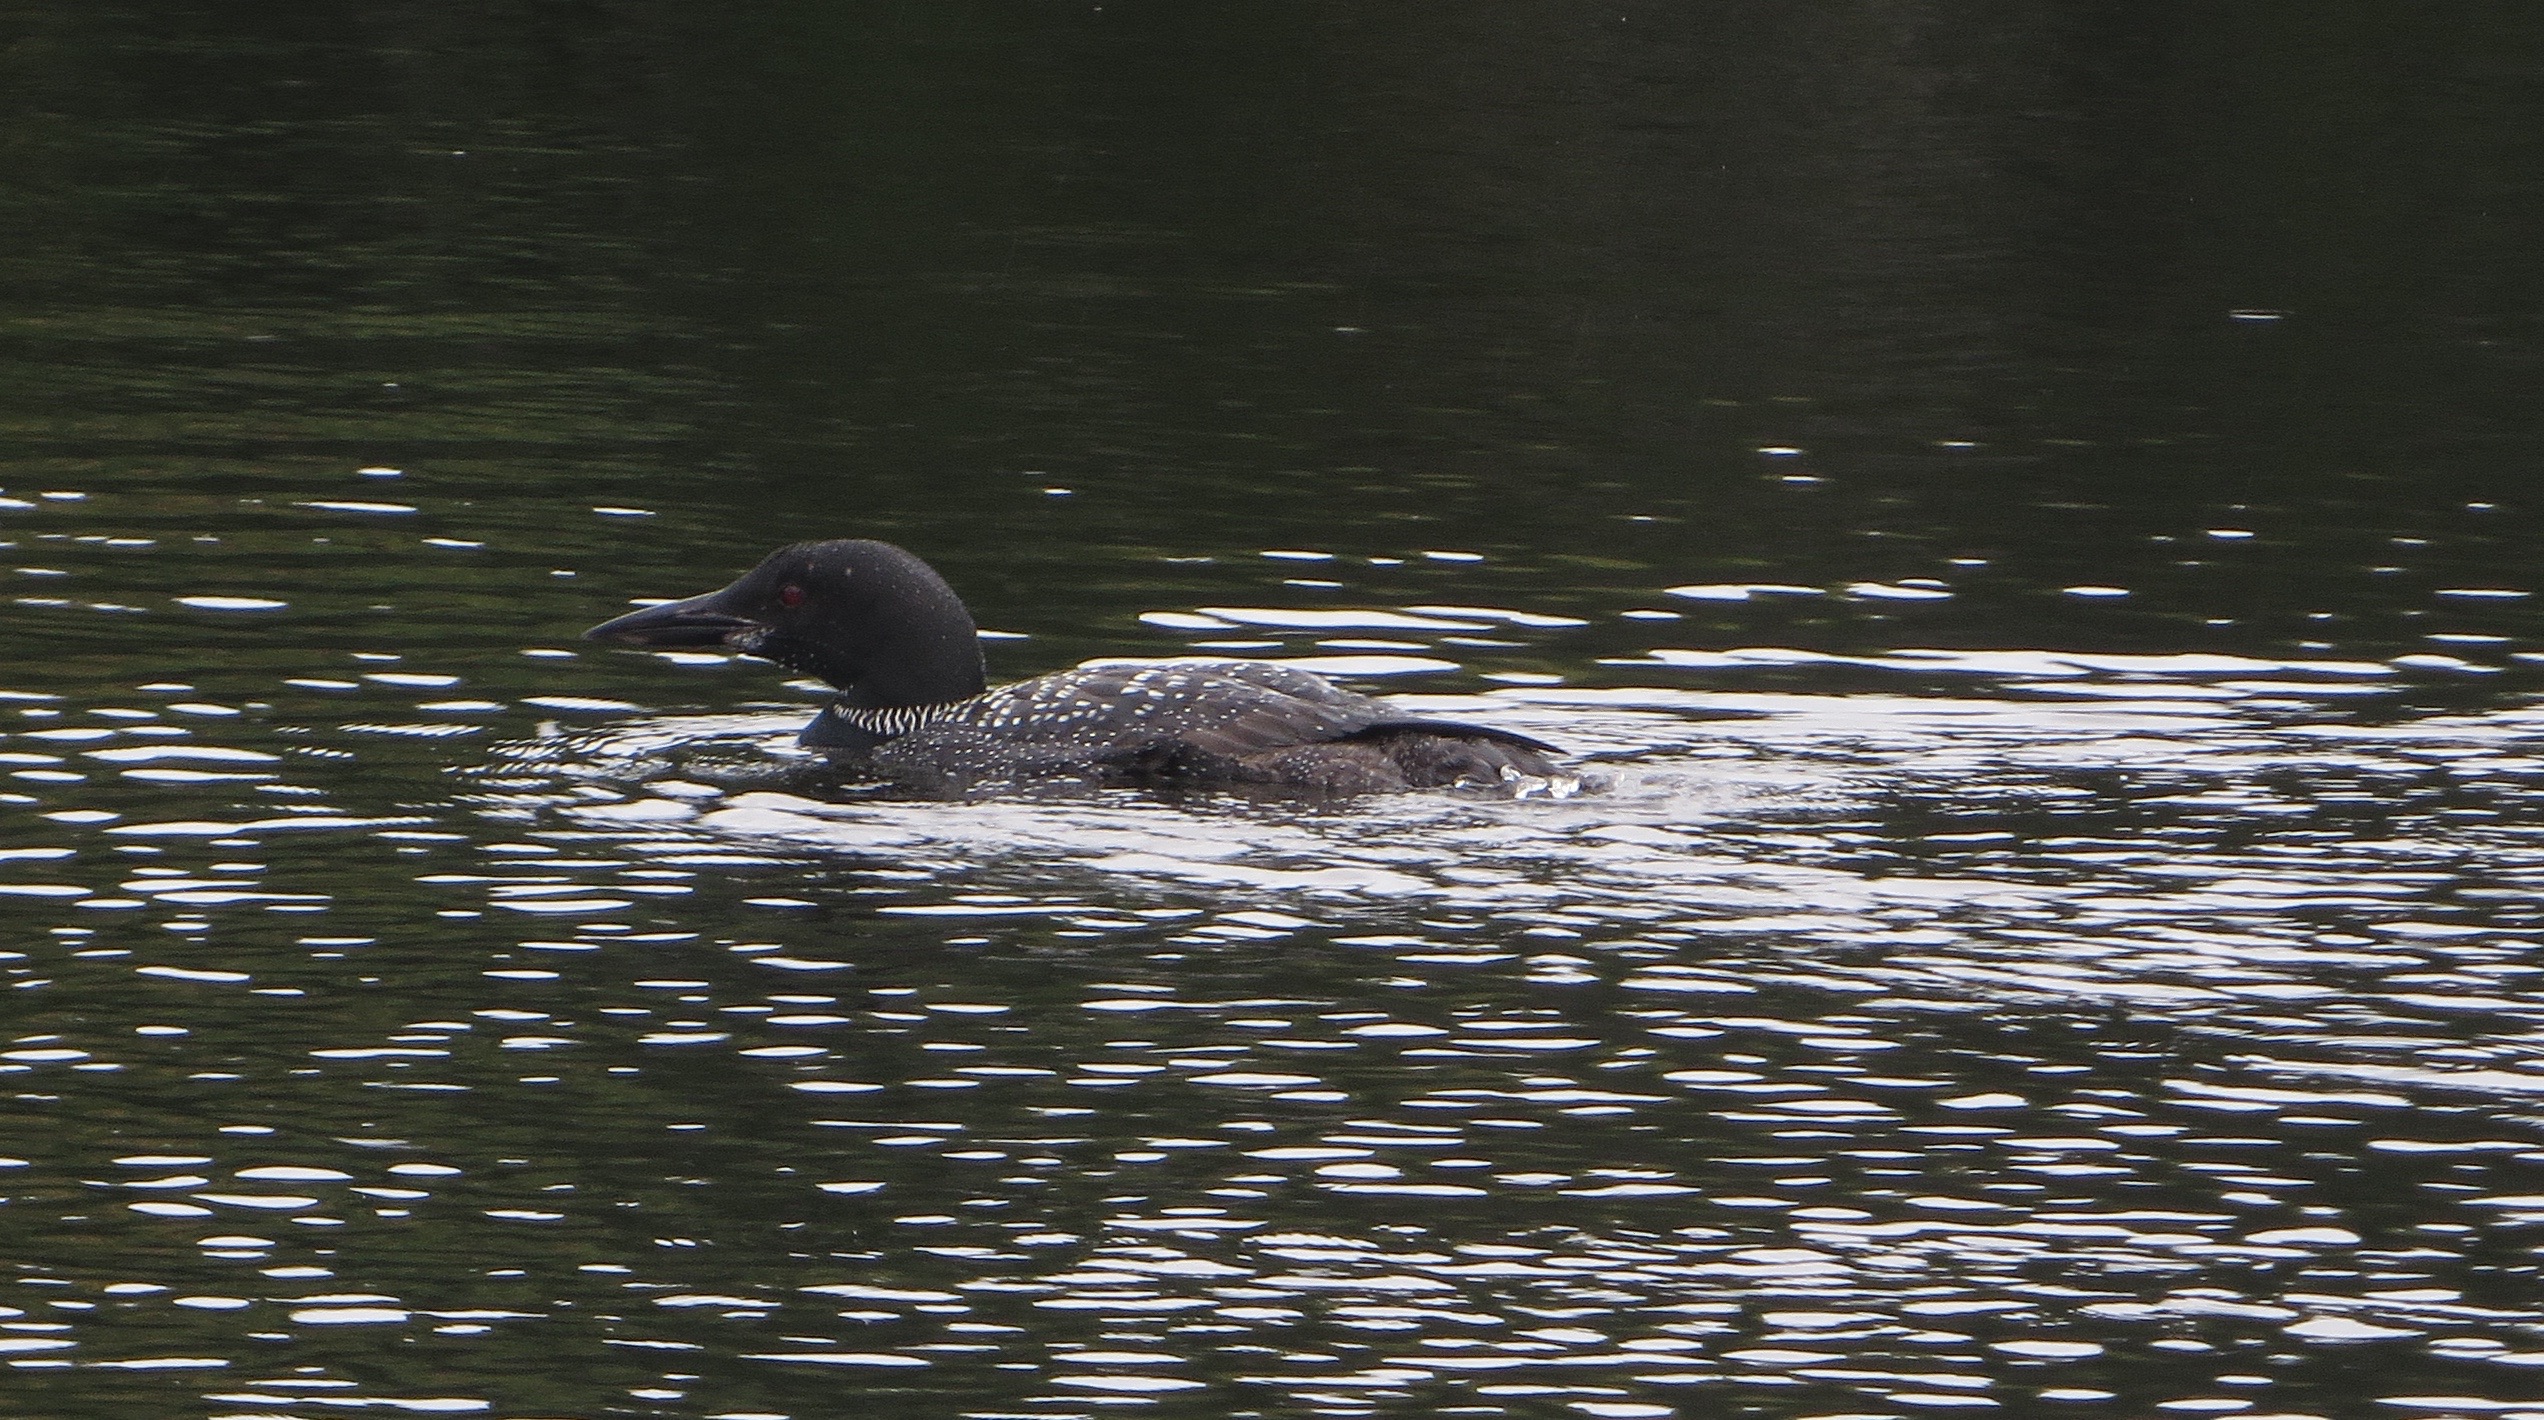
left=7, top=6, right=2544, bottom=1418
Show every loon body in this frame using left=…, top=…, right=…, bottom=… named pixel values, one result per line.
left=585, top=539, right=1560, bottom=793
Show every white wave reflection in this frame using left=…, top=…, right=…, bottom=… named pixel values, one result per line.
left=17, top=612, right=2541, bottom=1417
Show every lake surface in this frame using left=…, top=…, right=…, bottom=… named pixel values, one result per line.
left=5, top=6, right=2544, bottom=1418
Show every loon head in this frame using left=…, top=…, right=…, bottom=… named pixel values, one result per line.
left=585, top=539, right=988, bottom=708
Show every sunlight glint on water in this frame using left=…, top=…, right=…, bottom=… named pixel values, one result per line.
left=4, top=598, right=2544, bottom=1415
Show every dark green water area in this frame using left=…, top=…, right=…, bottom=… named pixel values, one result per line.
left=4, top=5, right=2544, bottom=1418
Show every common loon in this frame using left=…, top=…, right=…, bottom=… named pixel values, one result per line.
left=585, top=539, right=1561, bottom=793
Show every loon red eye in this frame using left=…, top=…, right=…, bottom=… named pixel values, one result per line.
left=778, top=583, right=806, bottom=608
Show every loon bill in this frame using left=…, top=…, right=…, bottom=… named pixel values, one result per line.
left=586, top=539, right=1561, bottom=792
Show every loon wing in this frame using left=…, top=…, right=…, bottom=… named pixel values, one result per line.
left=1350, top=717, right=1561, bottom=755
left=1201, top=661, right=1561, bottom=754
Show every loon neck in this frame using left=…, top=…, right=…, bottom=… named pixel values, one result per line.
left=800, top=696, right=975, bottom=753
left=836, top=695, right=976, bottom=734
left=833, top=638, right=988, bottom=711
